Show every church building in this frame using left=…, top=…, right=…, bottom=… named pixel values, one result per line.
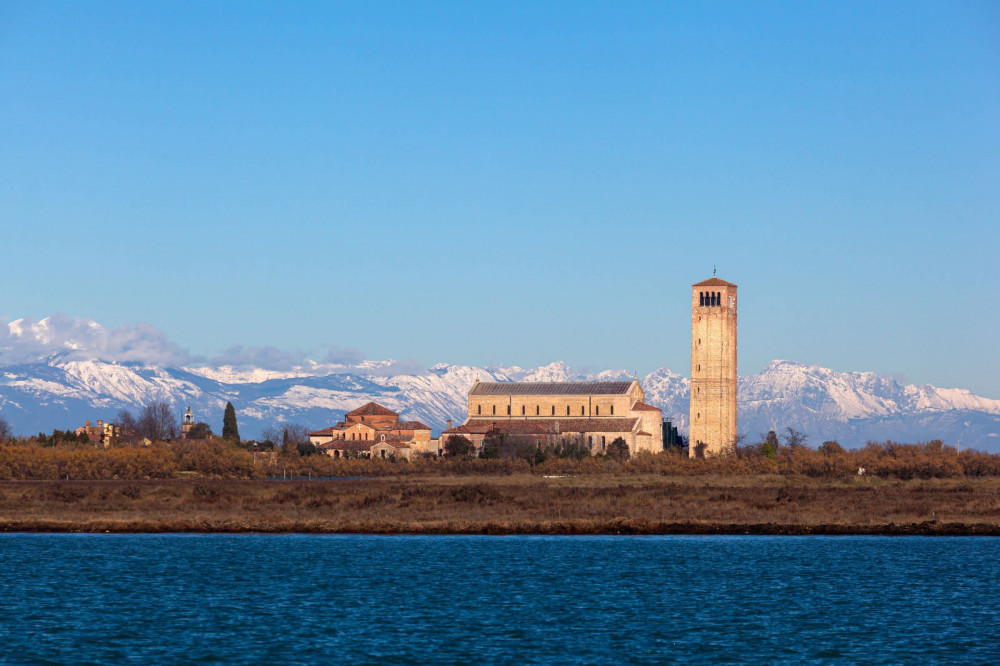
left=442, top=379, right=663, bottom=454
left=307, top=402, right=433, bottom=460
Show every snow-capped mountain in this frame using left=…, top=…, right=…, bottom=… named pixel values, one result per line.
left=1, top=316, right=998, bottom=450
left=0, top=356, right=998, bottom=451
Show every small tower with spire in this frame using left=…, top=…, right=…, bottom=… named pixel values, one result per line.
left=182, top=406, right=194, bottom=439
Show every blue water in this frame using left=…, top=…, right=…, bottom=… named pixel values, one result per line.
left=1, top=535, right=998, bottom=664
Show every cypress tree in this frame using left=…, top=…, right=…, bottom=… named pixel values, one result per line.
left=222, top=402, right=240, bottom=442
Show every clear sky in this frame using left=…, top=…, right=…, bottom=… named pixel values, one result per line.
left=1, top=2, right=998, bottom=396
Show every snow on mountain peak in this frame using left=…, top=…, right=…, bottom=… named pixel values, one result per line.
left=0, top=341, right=997, bottom=450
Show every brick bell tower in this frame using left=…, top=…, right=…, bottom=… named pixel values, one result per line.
left=689, top=275, right=738, bottom=457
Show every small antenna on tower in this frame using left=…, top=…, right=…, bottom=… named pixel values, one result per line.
left=713, top=265, right=717, bottom=277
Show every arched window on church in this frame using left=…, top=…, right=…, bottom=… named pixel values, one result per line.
left=521, top=405, right=525, bottom=415
left=581, top=406, right=585, bottom=415
left=566, top=406, right=570, bottom=416
left=492, top=405, right=496, bottom=416
left=551, top=406, right=555, bottom=415
left=588, top=436, right=593, bottom=447
left=699, top=292, right=704, bottom=306
left=477, top=405, right=481, bottom=415
left=536, top=406, right=540, bottom=416
left=610, top=405, right=614, bottom=415
left=595, top=406, right=599, bottom=416
left=507, top=405, right=511, bottom=415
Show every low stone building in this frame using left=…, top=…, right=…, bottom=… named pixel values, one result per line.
left=75, top=419, right=117, bottom=447
left=370, top=436, right=414, bottom=461
left=308, top=402, right=433, bottom=458
left=315, top=439, right=372, bottom=459
left=442, top=379, right=663, bottom=455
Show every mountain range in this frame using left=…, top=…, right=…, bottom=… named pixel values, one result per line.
left=1, top=317, right=998, bottom=451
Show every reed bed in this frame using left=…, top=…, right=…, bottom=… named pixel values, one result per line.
left=2, top=475, right=998, bottom=535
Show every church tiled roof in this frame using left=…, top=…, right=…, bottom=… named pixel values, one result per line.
left=373, top=434, right=414, bottom=449
left=376, top=420, right=432, bottom=431
left=346, top=402, right=399, bottom=417
left=631, top=401, right=661, bottom=412
left=469, top=381, right=634, bottom=396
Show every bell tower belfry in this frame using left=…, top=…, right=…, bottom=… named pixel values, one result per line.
left=182, top=406, right=194, bottom=439
left=689, top=276, right=738, bottom=457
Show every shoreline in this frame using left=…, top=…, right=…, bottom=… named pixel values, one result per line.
left=3, top=475, right=999, bottom=537
left=2, top=520, right=1000, bottom=536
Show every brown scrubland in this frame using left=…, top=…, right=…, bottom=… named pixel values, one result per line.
left=1, top=439, right=998, bottom=534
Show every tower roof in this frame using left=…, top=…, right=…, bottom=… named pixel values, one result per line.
left=693, top=277, right=737, bottom=287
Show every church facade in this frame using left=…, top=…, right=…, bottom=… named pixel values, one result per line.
left=442, top=379, right=663, bottom=454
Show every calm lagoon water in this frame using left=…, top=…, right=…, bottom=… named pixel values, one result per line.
left=1, top=534, right=998, bottom=664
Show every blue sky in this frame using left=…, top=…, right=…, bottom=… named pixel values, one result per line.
left=1, top=1, right=998, bottom=396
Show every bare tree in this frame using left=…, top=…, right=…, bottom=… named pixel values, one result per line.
left=261, top=423, right=311, bottom=454
left=115, top=409, right=140, bottom=445
left=136, top=402, right=178, bottom=442
left=282, top=424, right=310, bottom=447
left=782, top=427, right=808, bottom=450
left=0, top=416, right=12, bottom=442
left=720, top=432, right=749, bottom=457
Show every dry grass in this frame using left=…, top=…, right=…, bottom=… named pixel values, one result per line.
left=2, top=475, right=998, bottom=535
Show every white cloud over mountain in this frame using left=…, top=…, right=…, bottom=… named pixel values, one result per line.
left=0, top=314, right=408, bottom=375
left=2, top=315, right=191, bottom=367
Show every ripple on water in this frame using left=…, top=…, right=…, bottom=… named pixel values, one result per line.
left=0, top=534, right=999, bottom=664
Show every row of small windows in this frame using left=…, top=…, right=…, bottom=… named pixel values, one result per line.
left=333, top=432, right=370, bottom=441
left=699, top=291, right=723, bottom=306
left=477, top=404, right=615, bottom=416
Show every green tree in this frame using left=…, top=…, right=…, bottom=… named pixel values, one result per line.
left=296, top=441, right=318, bottom=456
left=606, top=437, right=630, bottom=461
left=819, top=440, right=844, bottom=456
left=444, top=435, right=473, bottom=457
left=187, top=422, right=213, bottom=440
left=222, top=402, right=240, bottom=442
left=479, top=433, right=503, bottom=459
left=761, top=430, right=779, bottom=460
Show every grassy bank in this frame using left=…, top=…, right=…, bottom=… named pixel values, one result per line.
left=2, top=475, right=998, bottom=535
